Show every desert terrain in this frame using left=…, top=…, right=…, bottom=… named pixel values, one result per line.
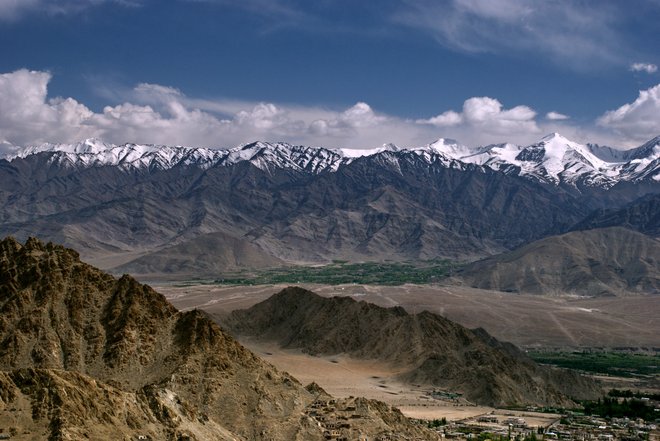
left=157, top=282, right=659, bottom=420
left=233, top=338, right=564, bottom=424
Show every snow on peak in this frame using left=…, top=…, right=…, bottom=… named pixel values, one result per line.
left=4, top=134, right=659, bottom=186
left=426, top=138, right=472, bottom=158
left=340, top=143, right=400, bottom=158
left=6, top=138, right=115, bottom=160
left=540, top=132, right=570, bottom=142
left=382, top=143, right=400, bottom=152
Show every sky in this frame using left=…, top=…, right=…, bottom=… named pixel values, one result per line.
left=0, top=0, right=659, bottom=151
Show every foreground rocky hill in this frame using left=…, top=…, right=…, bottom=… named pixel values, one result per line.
left=457, top=227, right=660, bottom=296
left=0, top=237, right=439, bottom=440
left=224, top=287, right=601, bottom=407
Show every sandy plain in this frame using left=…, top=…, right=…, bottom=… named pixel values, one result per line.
left=241, top=338, right=493, bottom=421
left=240, top=339, right=561, bottom=423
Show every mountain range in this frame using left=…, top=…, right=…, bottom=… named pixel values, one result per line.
left=5, top=133, right=659, bottom=186
left=1, top=134, right=658, bottom=276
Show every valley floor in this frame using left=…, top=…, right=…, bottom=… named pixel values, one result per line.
left=240, top=338, right=493, bottom=421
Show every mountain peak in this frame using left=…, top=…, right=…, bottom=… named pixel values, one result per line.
left=540, top=132, right=573, bottom=143
left=426, top=137, right=473, bottom=159
left=431, top=137, right=461, bottom=146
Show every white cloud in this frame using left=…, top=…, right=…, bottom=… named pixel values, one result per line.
left=418, top=96, right=539, bottom=138
left=420, top=110, right=463, bottom=127
left=546, top=111, right=569, bottom=121
left=395, top=0, right=628, bottom=69
left=0, top=70, right=99, bottom=145
left=0, top=0, right=40, bottom=20
left=630, top=63, right=658, bottom=74
left=597, top=84, right=660, bottom=141
left=0, top=69, right=655, bottom=154
left=0, top=69, right=412, bottom=150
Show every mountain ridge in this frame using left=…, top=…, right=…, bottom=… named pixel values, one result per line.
left=1, top=134, right=658, bottom=269
left=571, top=193, right=660, bottom=236
left=4, top=133, right=659, bottom=187
left=457, top=227, right=660, bottom=296
left=224, top=286, right=601, bottom=407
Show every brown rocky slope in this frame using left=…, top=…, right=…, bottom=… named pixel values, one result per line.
left=224, top=287, right=602, bottom=408
left=0, top=237, right=439, bottom=440
left=457, top=227, right=660, bottom=296
left=111, top=231, right=283, bottom=279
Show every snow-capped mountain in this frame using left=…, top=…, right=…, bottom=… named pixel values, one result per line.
left=414, top=133, right=660, bottom=187
left=4, top=133, right=659, bottom=187
left=2, top=133, right=658, bottom=266
left=5, top=139, right=345, bottom=174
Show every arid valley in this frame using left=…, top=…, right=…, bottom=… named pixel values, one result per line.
left=158, top=282, right=660, bottom=420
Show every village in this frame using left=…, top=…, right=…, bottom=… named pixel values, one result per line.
left=422, top=405, right=660, bottom=441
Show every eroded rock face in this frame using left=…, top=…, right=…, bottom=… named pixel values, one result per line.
left=225, top=287, right=602, bottom=407
left=0, top=237, right=440, bottom=440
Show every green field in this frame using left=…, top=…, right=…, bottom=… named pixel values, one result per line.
left=212, top=259, right=459, bottom=286
left=528, top=351, right=660, bottom=378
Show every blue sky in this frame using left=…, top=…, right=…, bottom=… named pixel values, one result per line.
left=0, top=0, right=659, bottom=150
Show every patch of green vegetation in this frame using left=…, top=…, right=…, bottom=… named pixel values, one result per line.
left=213, top=259, right=460, bottom=286
left=528, top=351, right=660, bottom=378
left=582, top=397, right=657, bottom=420
left=428, top=417, right=447, bottom=428
left=608, top=389, right=660, bottom=400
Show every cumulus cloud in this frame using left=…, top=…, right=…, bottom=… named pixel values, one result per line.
left=0, top=69, right=415, bottom=150
left=0, top=69, right=654, bottom=153
left=0, top=69, right=231, bottom=148
left=546, top=111, right=569, bottom=121
left=630, top=63, right=658, bottom=74
left=0, top=70, right=98, bottom=145
left=420, top=110, right=463, bottom=127
left=395, top=0, right=630, bottom=69
left=597, top=84, right=660, bottom=141
left=418, top=97, right=539, bottom=138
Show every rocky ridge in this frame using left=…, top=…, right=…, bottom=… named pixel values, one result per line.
left=1, top=134, right=658, bottom=270
left=6, top=134, right=659, bottom=187
left=223, top=287, right=601, bottom=408
left=0, top=237, right=439, bottom=440
left=570, top=193, right=660, bottom=237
